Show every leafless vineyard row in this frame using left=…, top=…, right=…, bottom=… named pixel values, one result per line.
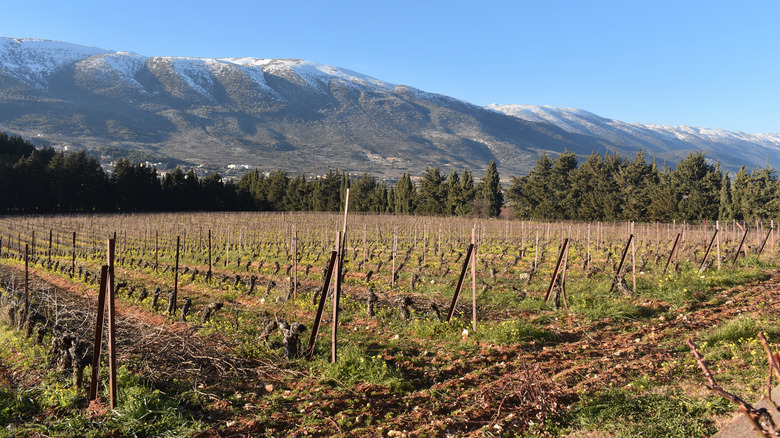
left=0, top=212, right=776, bottom=416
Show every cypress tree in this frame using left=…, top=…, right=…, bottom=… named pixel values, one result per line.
left=481, top=161, right=503, bottom=217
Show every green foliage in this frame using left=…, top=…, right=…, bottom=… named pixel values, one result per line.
left=559, top=388, right=731, bottom=437
left=474, top=318, right=556, bottom=345
left=318, top=345, right=412, bottom=392
left=706, top=316, right=780, bottom=345
left=480, top=160, right=504, bottom=217
left=0, top=387, right=39, bottom=426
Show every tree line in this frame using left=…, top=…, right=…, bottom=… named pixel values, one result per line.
left=507, top=150, right=779, bottom=222
left=0, top=133, right=504, bottom=216
left=3, top=132, right=779, bottom=221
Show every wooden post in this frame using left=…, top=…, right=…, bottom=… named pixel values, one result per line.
left=207, top=229, right=212, bottom=283
left=172, top=236, right=180, bottom=315
left=631, top=222, right=636, bottom=294
left=23, top=244, right=29, bottom=325
left=332, top=233, right=341, bottom=363
left=391, top=228, right=397, bottom=287
left=758, top=227, right=773, bottom=256
left=716, top=221, right=721, bottom=271
left=48, top=229, right=52, bottom=265
left=446, top=243, right=474, bottom=323
left=534, top=229, right=539, bottom=268
left=733, top=228, right=749, bottom=264
left=471, top=227, right=477, bottom=332
left=554, top=241, right=570, bottom=311
left=106, top=239, right=117, bottom=409
left=610, top=234, right=634, bottom=293
left=226, top=226, right=230, bottom=267
left=699, top=228, right=719, bottom=271
left=545, top=238, right=569, bottom=304
left=89, top=266, right=109, bottom=401
left=293, top=227, right=298, bottom=299
left=586, top=222, right=591, bottom=270
left=663, top=233, right=682, bottom=275
left=306, top=251, right=338, bottom=360
left=71, top=231, right=76, bottom=277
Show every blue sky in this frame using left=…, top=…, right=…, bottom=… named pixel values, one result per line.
left=2, top=0, right=778, bottom=133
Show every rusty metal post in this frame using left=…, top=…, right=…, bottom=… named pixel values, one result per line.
left=90, top=265, right=109, bottom=401
left=545, top=238, right=569, bottom=303
left=446, top=243, right=475, bottom=323
left=716, top=221, right=722, bottom=270
left=560, top=242, right=570, bottom=310
left=733, top=228, right=749, bottom=264
left=306, top=250, right=338, bottom=360
left=699, top=228, right=719, bottom=271
left=663, top=233, right=682, bottom=275
left=758, top=227, right=773, bottom=256
left=610, top=234, right=634, bottom=293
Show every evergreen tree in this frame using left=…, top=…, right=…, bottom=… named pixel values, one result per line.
left=111, top=158, right=161, bottom=211
left=417, top=167, right=447, bottom=216
left=394, top=173, right=415, bottom=214
left=312, top=170, right=343, bottom=212
left=446, top=170, right=461, bottom=215
left=481, top=160, right=504, bottom=217
left=266, top=170, right=289, bottom=211
left=730, top=166, right=749, bottom=220
left=615, top=150, right=657, bottom=221
left=718, top=172, right=733, bottom=221
left=284, top=174, right=311, bottom=211
left=456, top=168, right=476, bottom=216
left=672, top=152, right=721, bottom=220
left=200, top=173, right=227, bottom=211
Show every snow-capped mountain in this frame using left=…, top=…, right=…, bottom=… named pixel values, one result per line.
left=486, top=104, right=780, bottom=168
left=1, top=37, right=777, bottom=177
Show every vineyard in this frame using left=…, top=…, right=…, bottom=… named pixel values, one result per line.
left=2, top=211, right=780, bottom=437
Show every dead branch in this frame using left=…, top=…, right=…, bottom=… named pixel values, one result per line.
left=687, top=338, right=779, bottom=438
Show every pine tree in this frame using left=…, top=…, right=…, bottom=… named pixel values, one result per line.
left=481, top=161, right=503, bottom=217
left=418, top=167, right=447, bottom=215
left=718, top=172, right=733, bottom=221
left=457, top=168, right=476, bottom=216
left=394, top=173, right=415, bottom=214
left=446, top=170, right=461, bottom=215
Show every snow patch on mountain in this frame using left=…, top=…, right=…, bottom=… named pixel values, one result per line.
left=0, top=38, right=111, bottom=89
left=76, top=52, right=148, bottom=89
left=487, top=104, right=780, bottom=154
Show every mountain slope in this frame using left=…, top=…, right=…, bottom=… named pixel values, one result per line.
left=486, top=104, right=780, bottom=170
left=1, top=38, right=777, bottom=177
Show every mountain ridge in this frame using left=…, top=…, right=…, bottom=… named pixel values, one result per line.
left=1, top=37, right=777, bottom=177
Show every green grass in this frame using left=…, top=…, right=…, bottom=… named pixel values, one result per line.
left=706, top=316, right=780, bottom=345
left=474, top=318, right=557, bottom=345
left=545, top=388, right=732, bottom=438
left=317, top=344, right=412, bottom=392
